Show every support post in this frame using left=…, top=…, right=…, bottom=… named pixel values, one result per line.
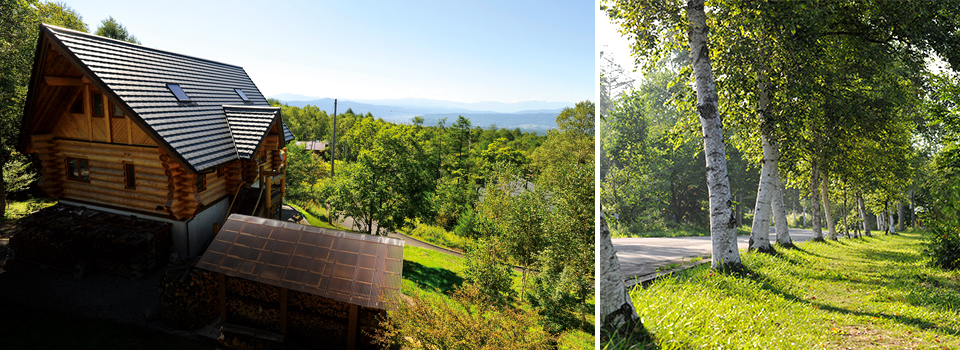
left=279, top=287, right=288, bottom=334
left=218, top=273, right=226, bottom=326
left=348, top=304, right=358, bottom=350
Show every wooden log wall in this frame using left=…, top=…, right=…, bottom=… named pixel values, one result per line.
left=223, top=161, right=243, bottom=195
left=160, top=149, right=198, bottom=220
left=31, top=134, right=64, bottom=198
left=53, top=139, right=171, bottom=215
left=198, top=172, right=227, bottom=206
left=264, top=135, right=282, bottom=172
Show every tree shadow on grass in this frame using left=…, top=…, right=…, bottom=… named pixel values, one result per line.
left=402, top=260, right=463, bottom=294
left=741, top=269, right=960, bottom=335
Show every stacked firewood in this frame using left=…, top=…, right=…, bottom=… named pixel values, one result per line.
left=289, top=290, right=349, bottom=319
left=226, top=298, right=280, bottom=332
left=158, top=260, right=218, bottom=329
left=227, top=277, right=279, bottom=303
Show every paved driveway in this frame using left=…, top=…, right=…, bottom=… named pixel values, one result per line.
left=614, top=227, right=817, bottom=284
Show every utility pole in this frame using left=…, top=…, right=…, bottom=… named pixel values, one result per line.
left=329, top=99, right=337, bottom=226
left=331, top=99, right=337, bottom=177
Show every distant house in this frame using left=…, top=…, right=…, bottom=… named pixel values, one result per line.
left=17, top=24, right=295, bottom=257
left=294, top=140, right=328, bottom=157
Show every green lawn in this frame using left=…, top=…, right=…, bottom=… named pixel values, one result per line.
left=286, top=202, right=351, bottom=231
left=616, top=231, right=960, bottom=349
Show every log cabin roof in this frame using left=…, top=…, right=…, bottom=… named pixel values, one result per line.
left=196, top=214, right=404, bottom=311
left=223, top=105, right=282, bottom=160
left=19, top=24, right=295, bottom=173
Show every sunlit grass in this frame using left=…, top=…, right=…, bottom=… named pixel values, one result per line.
left=622, top=232, right=960, bottom=349
left=2, top=197, right=56, bottom=223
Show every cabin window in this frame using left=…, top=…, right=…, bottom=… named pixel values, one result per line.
left=234, top=88, right=250, bottom=101
left=123, top=162, right=136, bottom=189
left=70, top=95, right=84, bottom=114
left=112, top=102, right=124, bottom=118
left=196, top=173, right=207, bottom=192
left=66, top=157, right=90, bottom=181
left=93, top=93, right=104, bottom=117
left=167, top=84, right=190, bottom=101
left=217, top=165, right=225, bottom=178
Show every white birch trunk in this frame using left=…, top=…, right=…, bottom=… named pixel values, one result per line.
left=599, top=212, right=640, bottom=330
left=687, top=0, right=741, bottom=269
left=888, top=204, right=896, bottom=234
left=898, top=200, right=905, bottom=231
left=749, top=66, right=775, bottom=253
left=821, top=173, right=837, bottom=240
left=748, top=141, right=776, bottom=252
left=858, top=193, right=870, bottom=237
left=810, top=160, right=824, bottom=241
left=772, top=174, right=792, bottom=246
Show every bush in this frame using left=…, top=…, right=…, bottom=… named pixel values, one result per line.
left=462, top=238, right=514, bottom=306
left=375, top=285, right=554, bottom=350
left=528, top=253, right=592, bottom=334
left=926, top=180, right=960, bottom=269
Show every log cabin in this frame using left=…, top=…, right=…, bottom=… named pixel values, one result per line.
left=17, top=24, right=296, bottom=257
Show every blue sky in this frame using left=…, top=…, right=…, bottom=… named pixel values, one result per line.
left=57, top=0, right=594, bottom=105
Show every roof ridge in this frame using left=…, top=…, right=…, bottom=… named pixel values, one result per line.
left=222, top=105, right=281, bottom=110
left=42, top=23, right=244, bottom=70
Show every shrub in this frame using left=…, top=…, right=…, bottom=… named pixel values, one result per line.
left=375, top=285, right=554, bottom=350
left=926, top=180, right=960, bottom=269
left=462, top=238, right=514, bottom=306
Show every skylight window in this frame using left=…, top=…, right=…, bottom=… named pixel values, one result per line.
left=234, top=88, right=250, bottom=101
left=167, top=84, right=190, bottom=101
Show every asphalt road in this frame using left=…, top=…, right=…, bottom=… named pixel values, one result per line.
left=613, top=227, right=817, bottom=285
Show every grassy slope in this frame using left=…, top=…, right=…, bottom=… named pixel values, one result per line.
left=627, top=231, right=960, bottom=349
left=400, top=244, right=593, bottom=349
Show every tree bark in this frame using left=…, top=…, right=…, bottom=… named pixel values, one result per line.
left=686, top=0, right=741, bottom=270
left=599, top=212, right=641, bottom=331
left=749, top=135, right=776, bottom=253
left=898, top=199, right=905, bottom=231
left=910, top=190, right=916, bottom=229
left=821, top=172, right=837, bottom=240
left=843, top=184, right=850, bottom=239
left=810, top=159, right=823, bottom=241
left=772, top=176, right=792, bottom=246
left=749, top=65, right=776, bottom=253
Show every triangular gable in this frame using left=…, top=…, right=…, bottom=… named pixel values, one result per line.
left=19, top=24, right=297, bottom=174
left=223, top=105, right=282, bottom=159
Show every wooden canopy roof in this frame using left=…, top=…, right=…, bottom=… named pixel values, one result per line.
left=196, top=214, right=404, bottom=311
left=19, top=24, right=295, bottom=173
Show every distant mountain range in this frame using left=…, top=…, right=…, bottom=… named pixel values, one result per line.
left=268, top=94, right=572, bottom=133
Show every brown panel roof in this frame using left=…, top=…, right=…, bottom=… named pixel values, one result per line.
left=196, top=214, right=404, bottom=310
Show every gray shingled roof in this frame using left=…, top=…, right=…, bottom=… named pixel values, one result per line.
left=43, top=24, right=295, bottom=173
left=223, top=106, right=280, bottom=160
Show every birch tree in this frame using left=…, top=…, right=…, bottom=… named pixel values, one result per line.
left=605, top=0, right=742, bottom=270
left=599, top=212, right=642, bottom=333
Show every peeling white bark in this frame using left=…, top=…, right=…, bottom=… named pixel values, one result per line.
left=858, top=193, right=870, bottom=237
left=810, top=160, right=823, bottom=241
left=599, top=212, right=639, bottom=329
left=821, top=173, right=837, bottom=240
left=749, top=135, right=776, bottom=252
left=772, top=174, right=792, bottom=245
left=687, top=0, right=741, bottom=269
